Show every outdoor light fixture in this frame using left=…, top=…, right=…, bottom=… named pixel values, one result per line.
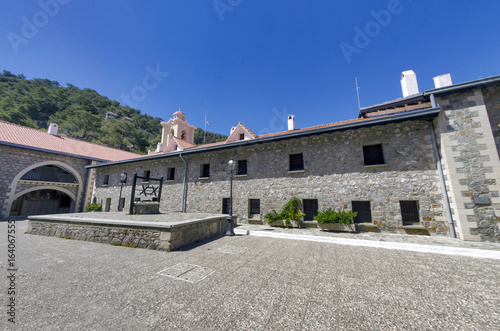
left=117, top=171, right=127, bottom=212
left=226, top=158, right=236, bottom=236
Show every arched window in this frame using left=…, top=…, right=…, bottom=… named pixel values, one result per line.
left=181, top=130, right=186, bottom=140
left=170, top=129, right=174, bottom=137
left=21, top=165, right=77, bottom=183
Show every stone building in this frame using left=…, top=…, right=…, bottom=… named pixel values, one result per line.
left=87, top=73, right=500, bottom=242
left=0, top=121, right=139, bottom=220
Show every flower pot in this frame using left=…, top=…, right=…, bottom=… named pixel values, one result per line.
left=269, top=219, right=285, bottom=227
left=317, top=223, right=356, bottom=232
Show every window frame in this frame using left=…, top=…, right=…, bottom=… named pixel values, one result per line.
left=103, top=174, right=109, bottom=186
left=167, top=167, right=175, bottom=181
left=351, top=201, right=372, bottom=224
left=200, top=164, right=210, bottom=178
left=289, top=153, right=304, bottom=172
left=237, top=160, right=248, bottom=176
left=303, top=199, right=318, bottom=221
left=400, top=200, right=420, bottom=225
left=363, top=144, right=385, bottom=166
left=248, top=199, right=260, bottom=217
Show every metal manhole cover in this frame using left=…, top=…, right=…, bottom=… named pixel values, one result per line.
left=217, top=245, right=246, bottom=254
left=158, top=263, right=214, bottom=283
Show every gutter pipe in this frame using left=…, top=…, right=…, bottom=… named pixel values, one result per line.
left=429, top=94, right=456, bottom=238
left=179, top=153, right=187, bottom=213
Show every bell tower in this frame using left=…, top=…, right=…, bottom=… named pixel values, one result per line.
left=160, top=107, right=196, bottom=149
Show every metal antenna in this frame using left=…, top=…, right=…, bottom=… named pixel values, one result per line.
left=355, top=77, right=361, bottom=110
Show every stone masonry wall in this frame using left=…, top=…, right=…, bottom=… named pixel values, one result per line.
left=436, top=89, right=500, bottom=242
left=93, top=119, right=448, bottom=236
left=0, top=145, right=91, bottom=219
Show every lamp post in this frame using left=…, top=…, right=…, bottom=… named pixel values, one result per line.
left=116, top=171, right=127, bottom=212
left=226, top=158, right=236, bottom=236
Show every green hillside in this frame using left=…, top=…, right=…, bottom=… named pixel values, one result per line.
left=0, top=70, right=227, bottom=154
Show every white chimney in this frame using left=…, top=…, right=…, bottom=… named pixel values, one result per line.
left=230, top=126, right=236, bottom=135
left=433, top=74, right=453, bottom=88
left=288, top=115, right=295, bottom=131
left=401, top=70, right=419, bottom=97
left=48, top=123, right=59, bottom=136
left=155, top=142, right=164, bottom=153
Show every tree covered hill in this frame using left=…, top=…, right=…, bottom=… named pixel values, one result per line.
left=0, top=70, right=227, bottom=154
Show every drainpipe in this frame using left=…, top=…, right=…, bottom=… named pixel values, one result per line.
left=429, top=94, right=457, bottom=238
left=179, top=154, right=187, bottom=213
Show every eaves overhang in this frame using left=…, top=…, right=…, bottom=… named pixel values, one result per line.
left=86, top=107, right=441, bottom=169
left=424, top=75, right=500, bottom=97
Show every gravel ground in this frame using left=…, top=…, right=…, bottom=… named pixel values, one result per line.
left=1, top=220, right=499, bottom=330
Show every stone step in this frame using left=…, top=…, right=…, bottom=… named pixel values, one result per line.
left=402, top=225, right=431, bottom=236
left=356, top=223, right=381, bottom=233
left=247, top=219, right=264, bottom=225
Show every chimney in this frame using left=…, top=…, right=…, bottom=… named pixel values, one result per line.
left=433, top=74, right=453, bottom=88
left=288, top=115, right=295, bottom=130
left=401, top=70, right=419, bottom=97
left=156, top=142, right=164, bottom=153
left=230, top=126, right=236, bottom=135
left=48, top=123, right=59, bottom=136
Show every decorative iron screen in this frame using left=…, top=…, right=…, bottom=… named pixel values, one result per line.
left=352, top=201, right=372, bottom=223
left=289, top=153, right=304, bottom=171
left=303, top=199, right=318, bottom=221
left=400, top=200, right=419, bottom=225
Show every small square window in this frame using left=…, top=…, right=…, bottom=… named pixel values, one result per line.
left=143, top=170, right=151, bottom=178
left=239, top=133, right=245, bottom=140
left=289, top=153, right=304, bottom=171
left=237, top=160, right=247, bottom=175
left=352, top=201, right=372, bottom=223
left=400, top=200, right=419, bottom=225
left=303, top=199, right=318, bottom=221
left=200, top=164, right=210, bottom=178
left=103, top=175, right=109, bottom=186
left=363, top=144, right=384, bottom=166
left=167, top=167, right=175, bottom=181
left=249, top=199, right=260, bottom=215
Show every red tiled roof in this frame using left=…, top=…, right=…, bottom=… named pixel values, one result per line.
left=258, top=117, right=369, bottom=138
left=174, top=138, right=197, bottom=150
left=238, top=122, right=258, bottom=138
left=0, top=121, right=141, bottom=161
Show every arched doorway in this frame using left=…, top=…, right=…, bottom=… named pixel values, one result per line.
left=10, top=189, right=74, bottom=216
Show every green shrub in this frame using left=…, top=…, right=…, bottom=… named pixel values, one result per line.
left=315, top=208, right=357, bottom=224
left=281, top=197, right=305, bottom=225
left=86, top=197, right=102, bottom=212
left=264, top=210, right=282, bottom=224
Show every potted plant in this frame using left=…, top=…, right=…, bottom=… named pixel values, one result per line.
left=86, top=197, right=102, bottom=212
left=265, top=210, right=284, bottom=227
left=315, top=208, right=357, bottom=232
left=282, top=197, right=305, bottom=228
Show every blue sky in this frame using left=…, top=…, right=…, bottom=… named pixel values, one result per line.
left=1, top=0, right=499, bottom=136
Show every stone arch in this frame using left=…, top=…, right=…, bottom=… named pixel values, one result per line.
left=2, top=161, right=83, bottom=218
left=9, top=187, right=76, bottom=217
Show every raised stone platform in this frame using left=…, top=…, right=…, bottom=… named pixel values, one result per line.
left=26, top=212, right=230, bottom=251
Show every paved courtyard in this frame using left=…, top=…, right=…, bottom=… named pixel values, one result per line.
left=1, top=220, right=500, bottom=330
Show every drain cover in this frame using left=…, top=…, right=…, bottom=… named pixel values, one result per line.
left=158, top=263, right=214, bottom=283
left=217, top=245, right=246, bottom=254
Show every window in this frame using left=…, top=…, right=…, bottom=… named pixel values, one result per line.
left=143, top=170, right=151, bottom=178
left=352, top=201, right=372, bottom=223
left=103, top=175, right=109, bottom=186
left=239, top=133, right=245, bottom=140
left=289, top=153, right=304, bottom=171
left=105, top=198, right=111, bottom=212
left=249, top=199, right=260, bottom=216
left=303, top=199, right=318, bottom=221
left=222, top=198, right=230, bottom=214
left=181, top=130, right=186, bottom=140
left=363, top=144, right=384, bottom=166
left=119, top=198, right=125, bottom=211
left=400, top=200, right=419, bottom=225
left=167, top=167, right=175, bottom=181
left=21, top=165, right=77, bottom=183
left=200, top=164, right=210, bottom=178
left=237, top=160, right=247, bottom=175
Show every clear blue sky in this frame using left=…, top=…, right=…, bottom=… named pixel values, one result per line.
left=1, top=1, right=499, bottom=136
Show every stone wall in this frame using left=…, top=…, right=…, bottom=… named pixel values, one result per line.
left=93, top=119, right=449, bottom=235
left=436, top=88, right=500, bottom=242
left=26, top=215, right=228, bottom=251
left=0, top=145, right=91, bottom=219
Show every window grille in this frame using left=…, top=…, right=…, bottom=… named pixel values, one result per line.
left=167, top=168, right=175, bottom=180
left=249, top=199, right=260, bottom=215
left=303, top=199, right=318, bottom=221
left=289, top=153, right=304, bottom=171
left=352, top=201, right=372, bottom=223
left=400, top=200, right=419, bottom=225
left=201, top=164, right=210, bottom=178
left=363, top=144, right=384, bottom=166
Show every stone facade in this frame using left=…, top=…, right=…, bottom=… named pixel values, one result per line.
left=93, top=119, right=449, bottom=236
left=436, top=88, right=500, bottom=242
left=0, top=144, right=92, bottom=220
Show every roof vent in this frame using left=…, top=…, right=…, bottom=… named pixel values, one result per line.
left=288, top=115, right=295, bottom=131
left=401, top=70, right=419, bottom=97
left=48, top=123, right=59, bottom=136
left=433, top=74, right=453, bottom=88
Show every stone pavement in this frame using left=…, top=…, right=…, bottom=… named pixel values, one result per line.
left=1, top=219, right=500, bottom=330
